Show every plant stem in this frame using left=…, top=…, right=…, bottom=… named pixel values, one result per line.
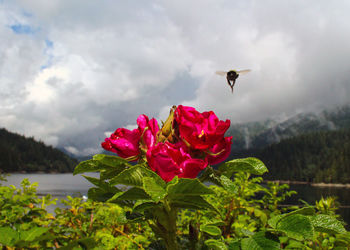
left=163, top=205, right=178, bottom=250
left=151, top=202, right=179, bottom=250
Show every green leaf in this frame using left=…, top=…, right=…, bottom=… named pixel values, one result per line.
left=268, top=207, right=315, bottom=229
left=310, top=214, right=346, bottom=235
left=74, top=155, right=130, bottom=176
left=93, top=154, right=128, bottom=167
left=143, top=177, right=166, bottom=202
left=276, top=214, right=314, bottom=240
left=219, top=175, right=238, bottom=193
left=285, top=239, right=306, bottom=249
left=199, top=166, right=222, bottom=186
left=200, top=224, right=222, bottom=236
left=0, top=227, right=18, bottom=246
left=87, top=187, right=117, bottom=202
left=287, top=206, right=315, bottom=216
left=219, top=157, right=268, bottom=177
left=241, top=232, right=280, bottom=250
left=204, top=239, right=228, bottom=250
left=19, top=227, right=49, bottom=241
left=100, top=168, right=125, bottom=181
left=167, top=178, right=215, bottom=196
left=110, top=165, right=165, bottom=187
left=59, top=237, right=97, bottom=250
left=170, top=195, right=216, bottom=210
left=133, top=200, right=159, bottom=212
left=112, top=187, right=151, bottom=201
left=73, top=160, right=106, bottom=175
left=82, top=175, right=120, bottom=193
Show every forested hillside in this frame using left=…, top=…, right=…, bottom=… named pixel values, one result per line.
left=230, top=128, right=350, bottom=183
left=0, top=128, right=78, bottom=173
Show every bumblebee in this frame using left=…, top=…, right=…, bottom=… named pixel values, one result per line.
left=216, top=69, right=251, bottom=93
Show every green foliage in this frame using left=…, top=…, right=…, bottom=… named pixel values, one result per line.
left=0, top=128, right=78, bottom=173
left=1, top=156, right=349, bottom=249
left=0, top=178, right=151, bottom=249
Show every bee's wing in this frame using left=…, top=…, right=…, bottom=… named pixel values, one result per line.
left=236, top=69, right=251, bottom=75
left=215, top=71, right=227, bottom=76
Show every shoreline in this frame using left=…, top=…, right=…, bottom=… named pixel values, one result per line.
left=264, top=180, right=350, bottom=188
left=3, top=173, right=350, bottom=188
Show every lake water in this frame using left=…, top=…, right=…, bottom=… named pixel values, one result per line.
left=3, top=174, right=350, bottom=228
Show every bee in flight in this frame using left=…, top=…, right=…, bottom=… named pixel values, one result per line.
left=215, top=69, right=251, bottom=93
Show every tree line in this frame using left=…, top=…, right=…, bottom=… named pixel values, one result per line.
left=229, top=128, right=350, bottom=183
left=0, top=128, right=78, bottom=173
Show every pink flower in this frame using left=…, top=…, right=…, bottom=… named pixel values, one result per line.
left=137, top=114, right=159, bottom=149
left=146, top=142, right=208, bottom=182
left=101, top=128, right=141, bottom=160
left=174, top=105, right=231, bottom=150
left=207, top=136, right=233, bottom=165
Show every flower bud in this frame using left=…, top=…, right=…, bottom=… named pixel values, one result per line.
left=159, top=105, right=176, bottom=142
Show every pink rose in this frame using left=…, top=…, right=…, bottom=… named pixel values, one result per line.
left=137, top=114, right=159, bottom=149
left=101, top=128, right=141, bottom=160
left=174, top=105, right=231, bottom=150
left=146, top=142, right=208, bottom=182
left=207, top=136, right=232, bottom=165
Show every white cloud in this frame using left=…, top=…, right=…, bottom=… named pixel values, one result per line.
left=1, top=0, right=350, bottom=156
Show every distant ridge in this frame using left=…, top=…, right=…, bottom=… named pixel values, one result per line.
left=227, top=104, right=350, bottom=152
left=226, top=104, right=350, bottom=183
left=0, top=128, right=78, bottom=173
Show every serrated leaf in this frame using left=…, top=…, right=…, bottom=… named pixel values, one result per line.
left=126, top=211, right=144, bottom=223
left=110, top=165, right=165, bottom=187
left=219, top=157, right=268, bottom=177
left=219, top=175, right=238, bottom=193
left=241, top=232, right=280, bottom=250
left=268, top=207, right=315, bottom=229
left=167, top=178, right=215, bottom=196
left=73, top=160, right=107, bottom=175
left=311, top=214, right=346, bottom=235
left=143, top=177, right=166, bottom=202
left=287, top=206, right=315, bottom=216
left=82, top=175, right=120, bottom=193
left=200, top=224, right=222, bottom=236
left=276, top=214, right=314, bottom=240
left=19, top=227, right=48, bottom=241
left=93, top=154, right=128, bottom=167
left=100, top=168, right=125, bottom=181
left=113, top=187, right=150, bottom=201
left=204, top=239, right=228, bottom=250
left=133, top=200, right=159, bottom=212
left=170, top=195, right=216, bottom=210
left=87, top=187, right=117, bottom=202
left=0, top=227, right=18, bottom=246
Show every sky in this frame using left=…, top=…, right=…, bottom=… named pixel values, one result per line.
left=1, top=0, right=350, bottom=156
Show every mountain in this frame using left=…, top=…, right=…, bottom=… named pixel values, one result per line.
left=226, top=104, right=350, bottom=183
left=227, top=104, right=350, bottom=153
left=0, top=128, right=78, bottom=173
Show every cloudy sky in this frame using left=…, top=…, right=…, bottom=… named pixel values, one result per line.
left=1, top=0, right=350, bottom=156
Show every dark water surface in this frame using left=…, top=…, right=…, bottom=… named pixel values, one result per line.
left=285, top=184, right=350, bottom=228
left=4, top=174, right=350, bottom=227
